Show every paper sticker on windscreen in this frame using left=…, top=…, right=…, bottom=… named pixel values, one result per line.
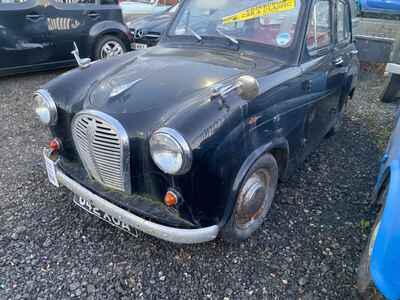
left=223, top=0, right=296, bottom=25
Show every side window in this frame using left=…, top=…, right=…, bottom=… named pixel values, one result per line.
left=158, top=0, right=178, bottom=6
left=337, top=1, right=351, bottom=43
left=52, top=0, right=95, bottom=4
left=0, top=0, right=27, bottom=3
left=100, top=0, right=117, bottom=4
left=306, top=0, right=332, bottom=51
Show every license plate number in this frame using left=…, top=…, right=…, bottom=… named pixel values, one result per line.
left=73, top=195, right=137, bottom=237
left=131, top=43, right=147, bottom=50
left=43, top=149, right=59, bottom=187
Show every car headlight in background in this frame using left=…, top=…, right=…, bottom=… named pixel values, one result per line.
left=33, top=89, right=57, bottom=125
left=149, top=128, right=192, bottom=175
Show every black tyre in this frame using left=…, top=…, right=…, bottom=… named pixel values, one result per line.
left=357, top=184, right=388, bottom=298
left=326, top=94, right=348, bottom=137
left=221, top=153, right=279, bottom=242
left=94, top=35, right=126, bottom=60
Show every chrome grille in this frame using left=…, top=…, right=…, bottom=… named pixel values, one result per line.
left=72, top=110, right=131, bottom=193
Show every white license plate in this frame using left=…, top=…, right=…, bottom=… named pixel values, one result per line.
left=73, top=195, right=137, bottom=237
left=43, top=149, right=59, bottom=187
left=131, top=43, right=147, bottom=50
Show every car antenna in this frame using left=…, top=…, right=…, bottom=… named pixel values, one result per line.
left=71, top=42, right=92, bottom=69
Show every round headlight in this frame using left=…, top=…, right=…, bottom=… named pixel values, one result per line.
left=33, top=89, right=57, bottom=125
left=149, top=128, right=192, bottom=175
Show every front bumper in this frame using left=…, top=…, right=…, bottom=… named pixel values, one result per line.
left=53, top=164, right=220, bottom=244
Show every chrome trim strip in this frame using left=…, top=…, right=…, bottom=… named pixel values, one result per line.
left=55, top=166, right=219, bottom=244
left=33, top=89, right=58, bottom=125
left=71, top=110, right=132, bottom=193
left=151, top=127, right=193, bottom=175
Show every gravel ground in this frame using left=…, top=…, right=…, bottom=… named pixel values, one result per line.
left=0, top=70, right=396, bottom=300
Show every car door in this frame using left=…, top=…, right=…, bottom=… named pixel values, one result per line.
left=300, top=0, right=342, bottom=156
left=334, top=0, right=356, bottom=98
left=0, top=0, right=51, bottom=70
left=45, top=0, right=113, bottom=62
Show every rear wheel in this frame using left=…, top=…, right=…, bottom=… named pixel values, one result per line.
left=94, top=35, right=126, bottom=60
left=221, top=153, right=278, bottom=242
left=326, top=94, right=348, bottom=137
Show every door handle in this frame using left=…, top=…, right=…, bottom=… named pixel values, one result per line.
left=25, top=14, right=43, bottom=21
left=302, top=79, right=312, bottom=92
left=87, top=11, right=100, bottom=18
left=333, top=57, right=344, bottom=67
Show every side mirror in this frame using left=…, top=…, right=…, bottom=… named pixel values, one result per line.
left=235, top=75, right=260, bottom=101
left=210, top=75, right=260, bottom=103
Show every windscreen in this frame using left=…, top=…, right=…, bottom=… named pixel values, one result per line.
left=169, top=0, right=302, bottom=48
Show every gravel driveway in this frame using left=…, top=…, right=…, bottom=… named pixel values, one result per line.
left=0, top=70, right=396, bottom=299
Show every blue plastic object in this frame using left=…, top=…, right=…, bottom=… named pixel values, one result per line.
left=370, top=113, right=400, bottom=300
left=359, top=0, right=400, bottom=14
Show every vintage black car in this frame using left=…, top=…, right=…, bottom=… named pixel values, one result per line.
left=36, top=0, right=359, bottom=243
left=127, top=3, right=178, bottom=49
left=0, top=0, right=133, bottom=77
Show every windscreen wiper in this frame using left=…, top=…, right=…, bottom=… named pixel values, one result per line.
left=216, top=28, right=239, bottom=47
left=185, top=25, right=203, bottom=42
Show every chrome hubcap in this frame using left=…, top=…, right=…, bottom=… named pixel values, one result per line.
left=235, top=169, right=271, bottom=229
left=100, top=41, right=124, bottom=59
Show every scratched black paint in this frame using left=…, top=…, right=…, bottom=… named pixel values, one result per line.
left=42, top=0, right=359, bottom=229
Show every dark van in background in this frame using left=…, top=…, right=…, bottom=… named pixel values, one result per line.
left=0, top=0, right=133, bottom=76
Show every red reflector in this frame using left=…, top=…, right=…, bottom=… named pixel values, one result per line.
left=49, top=138, right=61, bottom=152
left=164, top=191, right=178, bottom=207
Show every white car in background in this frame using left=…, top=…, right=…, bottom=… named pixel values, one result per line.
left=121, top=0, right=178, bottom=22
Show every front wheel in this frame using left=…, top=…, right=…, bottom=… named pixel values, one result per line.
left=94, top=35, right=126, bottom=60
left=221, top=153, right=278, bottom=242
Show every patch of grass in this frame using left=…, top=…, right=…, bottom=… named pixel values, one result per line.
left=360, top=219, right=371, bottom=233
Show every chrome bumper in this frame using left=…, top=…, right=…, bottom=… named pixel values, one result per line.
left=55, top=167, right=220, bottom=244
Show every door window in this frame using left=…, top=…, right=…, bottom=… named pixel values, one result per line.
left=0, top=0, right=27, bottom=3
left=306, top=0, right=331, bottom=51
left=337, top=1, right=351, bottom=43
left=52, top=0, right=95, bottom=4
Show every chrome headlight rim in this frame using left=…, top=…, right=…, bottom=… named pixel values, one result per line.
left=150, top=127, right=192, bottom=175
left=33, top=89, right=58, bottom=126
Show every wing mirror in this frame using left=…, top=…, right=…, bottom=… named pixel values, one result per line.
left=211, top=75, right=260, bottom=103
left=235, top=75, right=260, bottom=101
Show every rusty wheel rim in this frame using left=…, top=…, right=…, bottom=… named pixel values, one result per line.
left=235, top=169, right=272, bottom=230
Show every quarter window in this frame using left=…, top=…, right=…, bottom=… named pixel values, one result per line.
left=306, top=0, right=331, bottom=51
left=337, top=1, right=351, bottom=43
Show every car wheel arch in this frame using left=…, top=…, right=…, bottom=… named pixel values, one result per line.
left=89, top=21, right=132, bottom=57
left=91, top=31, right=130, bottom=58
left=219, top=137, right=290, bottom=226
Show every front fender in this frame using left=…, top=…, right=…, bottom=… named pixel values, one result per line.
left=370, top=160, right=400, bottom=300
left=219, top=136, right=289, bottom=225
